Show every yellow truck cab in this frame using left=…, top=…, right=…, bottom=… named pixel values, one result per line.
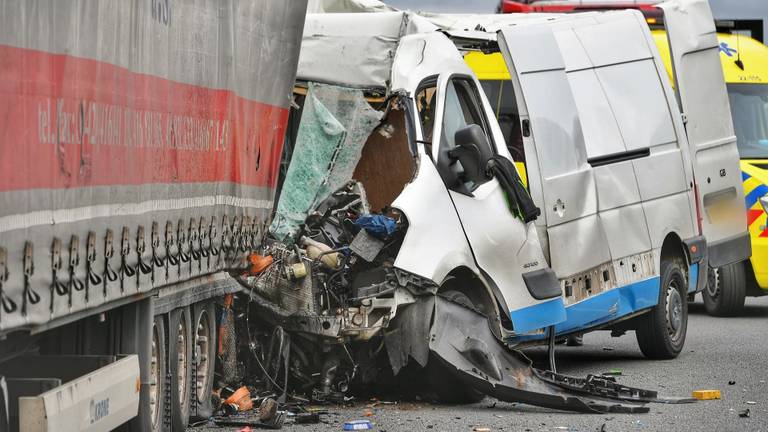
left=475, top=6, right=768, bottom=317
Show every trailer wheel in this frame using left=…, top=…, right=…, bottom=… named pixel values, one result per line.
left=635, top=260, right=688, bottom=359
left=149, top=315, right=166, bottom=432
left=169, top=306, right=192, bottom=430
left=191, top=302, right=217, bottom=419
left=703, top=262, right=746, bottom=317
left=427, top=291, right=485, bottom=404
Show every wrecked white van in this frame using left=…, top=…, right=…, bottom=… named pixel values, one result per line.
left=243, top=0, right=747, bottom=411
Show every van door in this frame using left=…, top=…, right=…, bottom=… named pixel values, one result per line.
left=430, top=74, right=566, bottom=334
left=496, top=24, right=613, bottom=280
left=660, top=0, right=751, bottom=267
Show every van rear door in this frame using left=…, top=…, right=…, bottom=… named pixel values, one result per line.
left=659, top=0, right=751, bottom=267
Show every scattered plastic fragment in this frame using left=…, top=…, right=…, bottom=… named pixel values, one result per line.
left=343, top=420, right=373, bottom=430
left=224, top=386, right=254, bottom=412
left=248, top=254, right=274, bottom=275
left=602, top=346, right=615, bottom=351
left=603, top=368, right=622, bottom=376
left=354, top=214, right=396, bottom=237
left=240, top=427, right=253, bottom=432
left=634, top=420, right=646, bottom=428
left=739, top=408, right=750, bottom=418
left=691, top=390, right=721, bottom=400
left=729, top=381, right=736, bottom=385
left=746, top=401, right=757, bottom=405
left=363, top=408, right=374, bottom=417
left=473, top=427, right=492, bottom=432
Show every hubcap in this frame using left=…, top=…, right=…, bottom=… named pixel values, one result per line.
left=195, top=311, right=211, bottom=402
left=150, top=321, right=160, bottom=427
left=177, top=315, right=189, bottom=408
left=666, top=280, right=684, bottom=341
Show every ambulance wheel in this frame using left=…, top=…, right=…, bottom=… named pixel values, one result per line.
left=427, top=291, right=485, bottom=404
left=149, top=315, right=166, bottom=432
left=636, top=261, right=688, bottom=360
left=703, top=262, right=746, bottom=317
left=191, top=302, right=217, bottom=420
left=169, top=306, right=192, bottom=430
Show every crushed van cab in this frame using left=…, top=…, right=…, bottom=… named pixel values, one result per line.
left=240, top=0, right=746, bottom=411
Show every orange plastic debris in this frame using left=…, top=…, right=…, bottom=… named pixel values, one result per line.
left=363, top=408, right=374, bottom=417
left=248, top=254, right=274, bottom=275
left=692, top=389, right=721, bottom=400
left=224, top=386, right=253, bottom=411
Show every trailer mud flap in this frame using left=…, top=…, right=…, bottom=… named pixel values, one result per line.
left=428, top=297, right=694, bottom=413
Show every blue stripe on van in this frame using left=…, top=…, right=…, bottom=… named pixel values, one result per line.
left=688, top=263, right=698, bottom=294
left=509, top=297, right=567, bottom=334
left=508, top=276, right=661, bottom=342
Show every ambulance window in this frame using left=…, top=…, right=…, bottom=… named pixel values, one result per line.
left=480, top=79, right=525, bottom=164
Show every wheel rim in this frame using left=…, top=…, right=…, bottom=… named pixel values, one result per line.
left=177, top=313, right=189, bottom=409
left=706, top=267, right=720, bottom=299
left=195, top=310, right=212, bottom=402
left=665, top=279, right=684, bottom=342
left=150, top=321, right=161, bottom=427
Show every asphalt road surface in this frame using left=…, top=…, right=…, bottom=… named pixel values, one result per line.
left=192, top=296, right=768, bottom=432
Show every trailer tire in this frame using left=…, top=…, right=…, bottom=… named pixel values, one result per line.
left=169, top=306, right=192, bottom=430
left=427, top=291, right=485, bottom=404
left=703, top=262, right=746, bottom=317
left=149, top=315, right=166, bottom=432
left=191, top=301, right=217, bottom=420
left=636, top=261, right=688, bottom=360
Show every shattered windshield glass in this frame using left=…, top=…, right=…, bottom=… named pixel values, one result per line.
left=728, top=83, right=768, bottom=159
left=270, top=83, right=382, bottom=243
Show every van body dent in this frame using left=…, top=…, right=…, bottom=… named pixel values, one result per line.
left=251, top=0, right=747, bottom=407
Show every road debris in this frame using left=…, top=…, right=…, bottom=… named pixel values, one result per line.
left=343, top=419, right=373, bottom=430
left=745, top=401, right=757, bottom=405
left=691, top=390, right=721, bottom=400
left=739, top=408, right=751, bottom=418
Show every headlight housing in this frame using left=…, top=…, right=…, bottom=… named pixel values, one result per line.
left=760, top=195, right=768, bottom=214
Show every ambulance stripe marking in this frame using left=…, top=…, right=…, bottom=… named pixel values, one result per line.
left=745, top=185, right=768, bottom=209
left=743, top=171, right=751, bottom=182
left=747, top=209, right=764, bottom=227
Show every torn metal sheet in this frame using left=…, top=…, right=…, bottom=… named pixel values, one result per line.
left=298, top=12, right=407, bottom=89
left=429, top=296, right=690, bottom=413
left=270, top=83, right=382, bottom=242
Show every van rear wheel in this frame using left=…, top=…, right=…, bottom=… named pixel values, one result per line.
left=703, top=262, right=746, bottom=317
left=635, top=261, right=688, bottom=360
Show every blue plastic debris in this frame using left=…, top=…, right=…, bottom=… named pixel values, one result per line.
left=354, top=215, right=396, bottom=237
left=343, top=419, right=373, bottom=430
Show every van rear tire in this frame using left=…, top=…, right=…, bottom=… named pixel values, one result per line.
left=703, top=262, right=746, bottom=317
left=636, top=261, right=688, bottom=360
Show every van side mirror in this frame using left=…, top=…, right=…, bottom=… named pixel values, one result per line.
left=450, top=124, right=493, bottom=185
